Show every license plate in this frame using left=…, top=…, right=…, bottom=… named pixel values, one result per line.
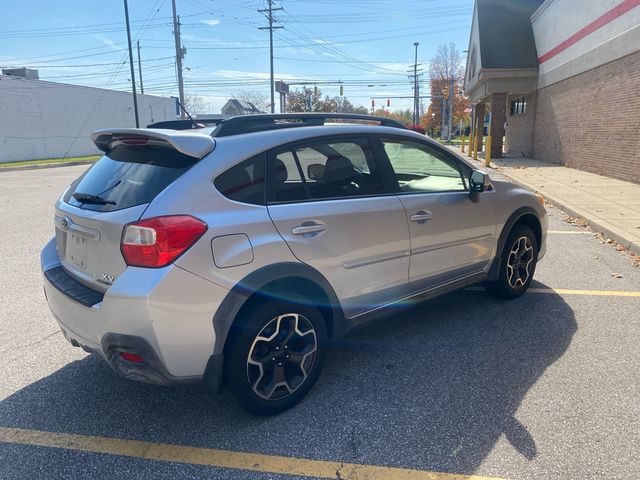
left=66, top=233, right=88, bottom=270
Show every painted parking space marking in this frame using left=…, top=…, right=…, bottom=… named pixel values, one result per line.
left=0, top=427, right=502, bottom=480
left=466, top=287, right=640, bottom=297
left=527, top=288, right=640, bottom=297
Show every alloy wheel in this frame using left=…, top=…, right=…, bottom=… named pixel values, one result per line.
left=507, top=236, right=534, bottom=288
left=246, top=313, right=318, bottom=401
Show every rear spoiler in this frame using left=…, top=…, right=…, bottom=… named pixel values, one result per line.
left=91, top=128, right=215, bottom=159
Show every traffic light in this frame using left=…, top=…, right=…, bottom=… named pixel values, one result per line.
left=371, top=99, right=375, bottom=108
left=339, top=83, right=344, bottom=96
left=387, top=98, right=390, bottom=107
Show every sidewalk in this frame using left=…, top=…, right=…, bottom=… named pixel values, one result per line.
left=448, top=145, right=640, bottom=256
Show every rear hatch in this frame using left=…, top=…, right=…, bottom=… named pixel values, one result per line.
left=53, top=130, right=213, bottom=293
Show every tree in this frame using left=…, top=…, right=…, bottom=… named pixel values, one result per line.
left=374, top=108, right=412, bottom=126
left=183, top=94, right=206, bottom=114
left=334, top=97, right=369, bottom=114
left=286, top=87, right=368, bottom=114
left=234, top=90, right=270, bottom=112
left=427, top=43, right=469, bottom=137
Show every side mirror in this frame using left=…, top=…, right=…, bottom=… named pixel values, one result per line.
left=469, top=170, right=489, bottom=193
left=307, top=163, right=325, bottom=180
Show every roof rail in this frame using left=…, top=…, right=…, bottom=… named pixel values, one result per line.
left=211, top=113, right=406, bottom=137
left=147, top=118, right=223, bottom=130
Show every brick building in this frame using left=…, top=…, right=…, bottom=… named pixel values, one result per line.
left=463, top=0, right=640, bottom=182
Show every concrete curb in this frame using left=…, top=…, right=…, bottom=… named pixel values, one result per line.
left=0, top=160, right=95, bottom=173
left=493, top=169, right=640, bottom=257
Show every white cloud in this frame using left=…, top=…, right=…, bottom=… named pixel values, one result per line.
left=312, top=39, right=344, bottom=47
left=95, top=34, right=123, bottom=52
left=213, top=70, right=301, bottom=81
left=202, top=19, right=221, bottom=26
left=374, top=62, right=410, bottom=73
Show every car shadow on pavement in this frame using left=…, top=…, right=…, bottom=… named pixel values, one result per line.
left=0, top=287, right=576, bottom=477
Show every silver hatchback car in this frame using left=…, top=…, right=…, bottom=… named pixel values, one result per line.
left=41, top=113, right=547, bottom=415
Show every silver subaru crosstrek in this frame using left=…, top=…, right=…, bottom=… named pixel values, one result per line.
left=41, top=113, right=547, bottom=415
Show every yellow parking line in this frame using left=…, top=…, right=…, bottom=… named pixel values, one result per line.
left=528, top=288, right=640, bottom=297
left=0, top=427, right=502, bottom=480
left=465, top=287, right=640, bottom=297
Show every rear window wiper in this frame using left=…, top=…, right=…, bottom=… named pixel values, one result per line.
left=72, top=192, right=117, bottom=205
left=72, top=180, right=121, bottom=205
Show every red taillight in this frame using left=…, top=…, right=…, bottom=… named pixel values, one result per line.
left=121, top=215, right=207, bottom=268
left=120, top=352, right=144, bottom=363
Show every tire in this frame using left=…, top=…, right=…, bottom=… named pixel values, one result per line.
left=485, top=224, right=538, bottom=299
left=224, top=299, right=328, bottom=416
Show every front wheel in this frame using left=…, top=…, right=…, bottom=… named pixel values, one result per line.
left=225, top=300, right=327, bottom=415
left=486, top=224, right=538, bottom=299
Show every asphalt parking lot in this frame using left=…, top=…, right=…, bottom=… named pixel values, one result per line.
left=1, top=165, right=639, bottom=480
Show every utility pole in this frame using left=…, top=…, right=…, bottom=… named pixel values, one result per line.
left=413, top=42, right=419, bottom=126
left=123, top=0, right=139, bottom=127
left=171, top=0, right=185, bottom=118
left=407, top=43, right=422, bottom=126
left=137, top=41, right=144, bottom=95
left=259, top=0, right=283, bottom=114
left=448, top=77, right=454, bottom=141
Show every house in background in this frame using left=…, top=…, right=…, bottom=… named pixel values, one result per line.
left=464, top=0, right=640, bottom=182
left=221, top=99, right=264, bottom=116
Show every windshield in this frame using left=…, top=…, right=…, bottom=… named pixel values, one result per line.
left=64, top=145, right=198, bottom=212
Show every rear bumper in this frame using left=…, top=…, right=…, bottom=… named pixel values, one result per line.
left=41, top=238, right=229, bottom=384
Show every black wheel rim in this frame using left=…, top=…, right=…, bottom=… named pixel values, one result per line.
left=507, top=236, right=534, bottom=289
left=246, top=313, right=318, bottom=401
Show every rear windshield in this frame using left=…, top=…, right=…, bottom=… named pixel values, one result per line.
left=64, top=145, right=198, bottom=212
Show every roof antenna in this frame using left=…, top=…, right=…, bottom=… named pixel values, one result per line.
left=175, top=98, right=204, bottom=129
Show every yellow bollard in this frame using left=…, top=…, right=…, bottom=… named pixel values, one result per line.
left=473, top=132, right=479, bottom=160
left=485, top=128, right=492, bottom=167
left=461, top=135, right=466, bottom=153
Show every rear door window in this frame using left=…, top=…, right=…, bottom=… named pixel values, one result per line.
left=64, top=146, right=198, bottom=212
left=267, top=137, right=385, bottom=203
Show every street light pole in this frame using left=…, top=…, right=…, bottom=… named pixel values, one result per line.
left=123, top=0, right=139, bottom=127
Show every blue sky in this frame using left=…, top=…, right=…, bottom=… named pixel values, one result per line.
left=1, top=0, right=473, bottom=113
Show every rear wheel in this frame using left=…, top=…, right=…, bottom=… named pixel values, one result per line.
left=486, top=224, right=538, bottom=299
left=225, top=300, right=327, bottom=415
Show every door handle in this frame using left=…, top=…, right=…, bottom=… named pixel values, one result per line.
left=291, top=223, right=326, bottom=235
left=410, top=210, right=433, bottom=222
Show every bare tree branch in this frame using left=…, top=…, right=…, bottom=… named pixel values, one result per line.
left=233, top=91, right=270, bottom=112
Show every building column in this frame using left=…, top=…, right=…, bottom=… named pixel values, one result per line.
left=489, top=93, right=507, bottom=159
left=474, top=102, right=486, bottom=153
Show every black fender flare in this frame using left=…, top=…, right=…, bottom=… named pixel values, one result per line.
left=488, top=206, right=541, bottom=281
left=203, top=262, right=343, bottom=393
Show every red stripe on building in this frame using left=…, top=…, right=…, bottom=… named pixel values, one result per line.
left=538, top=0, right=640, bottom=64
